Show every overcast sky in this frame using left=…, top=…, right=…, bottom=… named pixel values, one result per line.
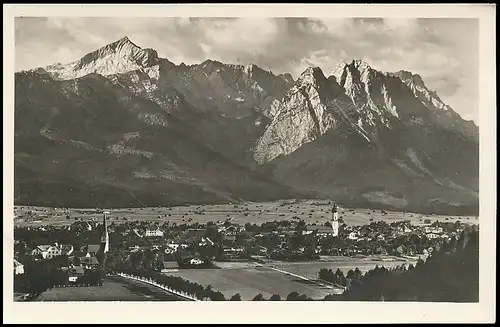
left=15, top=17, right=479, bottom=123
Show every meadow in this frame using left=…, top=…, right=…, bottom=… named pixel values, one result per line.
left=37, top=276, right=186, bottom=301
left=165, top=255, right=420, bottom=301
left=14, top=199, right=479, bottom=228
left=164, top=266, right=337, bottom=300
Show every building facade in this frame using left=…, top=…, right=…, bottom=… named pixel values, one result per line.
left=31, top=243, right=73, bottom=260
left=145, top=229, right=164, bottom=237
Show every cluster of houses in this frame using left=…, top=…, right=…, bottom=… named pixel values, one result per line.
left=18, top=209, right=110, bottom=283
left=120, top=218, right=463, bottom=262
left=13, top=243, right=103, bottom=283
left=338, top=222, right=453, bottom=242
left=31, top=242, right=74, bottom=260
left=15, top=210, right=470, bottom=281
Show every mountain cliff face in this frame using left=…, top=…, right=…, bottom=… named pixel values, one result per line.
left=14, top=69, right=298, bottom=208
left=254, top=60, right=478, bottom=214
left=15, top=38, right=479, bottom=214
left=253, top=66, right=368, bottom=163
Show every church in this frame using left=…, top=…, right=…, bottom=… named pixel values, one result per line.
left=75, top=211, right=109, bottom=269
left=96, top=211, right=110, bottom=267
left=331, top=202, right=339, bottom=237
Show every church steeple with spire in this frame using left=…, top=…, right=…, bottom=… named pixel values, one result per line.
left=100, top=211, right=110, bottom=254
left=96, top=211, right=110, bottom=267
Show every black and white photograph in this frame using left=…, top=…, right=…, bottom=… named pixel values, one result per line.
left=4, top=4, right=496, bottom=324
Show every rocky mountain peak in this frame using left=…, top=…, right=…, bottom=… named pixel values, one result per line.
left=78, top=36, right=159, bottom=69
left=392, top=70, right=426, bottom=88
left=351, top=59, right=372, bottom=71
left=331, top=59, right=372, bottom=76
left=297, top=66, right=328, bottom=87
left=329, top=60, right=379, bottom=99
left=43, top=37, right=159, bottom=80
left=279, top=72, right=294, bottom=84
left=243, top=63, right=257, bottom=73
left=389, top=70, right=450, bottom=112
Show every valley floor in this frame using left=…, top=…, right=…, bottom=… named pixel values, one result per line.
left=13, top=199, right=479, bottom=228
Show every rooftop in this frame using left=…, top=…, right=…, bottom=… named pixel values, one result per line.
left=162, top=261, right=179, bottom=269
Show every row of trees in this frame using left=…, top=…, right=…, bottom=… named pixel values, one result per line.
left=119, top=268, right=226, bottom=301
left=118, top=268, right=315, bottom=301
left=229, top=292, right=312, bottom=301
left=318, top=267, right=363, bottom=287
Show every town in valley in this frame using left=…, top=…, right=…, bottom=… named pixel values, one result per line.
left=14, top=200, right=479, bottom=301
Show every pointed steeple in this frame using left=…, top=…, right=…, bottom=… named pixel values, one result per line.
left=103, top=211, right=108, bottom=231
left=100, top=211, right=110, bottom=254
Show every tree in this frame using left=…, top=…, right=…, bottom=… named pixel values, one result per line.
left=252, top=293, right=266, bottom=301
left=304, top=246, right=317, bottom=260
left=230, top=293, right=242, bottom=301
left=318, top=268, right=330, bottom=281
left=286, top=292, right=300, bottom=301
left=210, top=291, right=226, bottom=301
left=204, top=284, right=213, bottom=295
left=297, top=294, right=310, bottom=301
left=295, top=220, right=306, bottom=231
left=269, top=294, right=281, bottom=301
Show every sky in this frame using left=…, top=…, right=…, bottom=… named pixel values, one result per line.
left=15, top=17, right=479, bottom=123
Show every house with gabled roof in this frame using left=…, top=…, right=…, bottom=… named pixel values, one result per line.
left=80, top=244, right=101, bottom=257
left=68, top=265, right=85, bottom=282
left=161, top=261, right=179, bottom=273
left=31, top=243, right=74, bottom=260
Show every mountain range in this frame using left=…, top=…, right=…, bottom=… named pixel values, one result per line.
left=14, top=36, right=479, bottom=214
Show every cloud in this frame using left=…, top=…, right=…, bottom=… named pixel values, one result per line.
left=383, top=18, right=419, bottom=33
left=14, top=17, right=479, bottom=124
left=198, top=18, right=280, bottom=56
left=52, top=47, right=76, bottom=64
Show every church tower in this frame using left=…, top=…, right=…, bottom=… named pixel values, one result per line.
left=97, top=211, right=110, bottom=267
left=100, top=211, right=110, bottom=254
left=331, top=202, right=339, bottom=237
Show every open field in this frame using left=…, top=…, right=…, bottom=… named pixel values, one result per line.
left=37, top=276, right=187, bottom=301
left=13, top=199, right=479, bottom=228
left=166, top=255, right=423, bottom=300
left=165, top=266, right=338, bottom=300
